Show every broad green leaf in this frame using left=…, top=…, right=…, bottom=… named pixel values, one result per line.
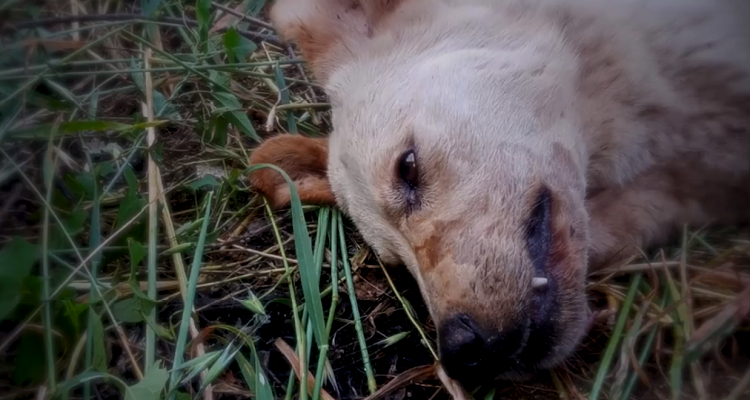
left=111, top=298, right=145, bottom=323
left=0, top=237, right=39, bottom=321
left=224, top=27, right=257, bottom=63
left=44, top=79, right=82, bottom=111
left=65, top=172, right=95, bottom=201
left=143, top=309, right=174, bottom=341
left=206, top=114, right=229, bottom=146
left=129, top=59, right=181, bottom=120
left=50, top=207, right=88, bottom=250
left=125, top=362, right=169, bottom=400
left=89, top=312, right=109, bottom=372
left=175, top=218, right=204, bottom=239
left=12, top=332, right=46, bottom=387
left=60, top=299, right=88, bottom=338
left=208, top=70, right=230, bottom=88
left=154, top=92, right=182, bottom=120
left=211, top=91, right=260, bottom=142
left=128, top=238, right=146, bottom=275
left=227, top=168, right=242, bottom=187
left=197, top=0, right=211, bottom=50
left=111, top=297, right=155, bottom=323
left=141, top=0, right=162, bottom=16
left=16, top=275, right=41, bottom=313
left=114, top=182, right=147, bottom=232
left=161, top=243, right=193, bottom=256
left=123, top=165, right=139, bottom=196
left=187, top=175, right=220, bottom=191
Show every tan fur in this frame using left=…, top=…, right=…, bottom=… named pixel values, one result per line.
left=250, top=0, right=750, bottom=385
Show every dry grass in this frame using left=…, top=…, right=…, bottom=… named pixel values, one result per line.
left=0, top=1, right=749, bottom=400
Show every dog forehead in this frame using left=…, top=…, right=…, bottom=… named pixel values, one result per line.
left=329, top=46, right=561, bottom=142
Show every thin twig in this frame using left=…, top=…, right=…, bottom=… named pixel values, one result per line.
left=143, top=46, right=159, bottom=372
left=210, top=1, right=274, bottom=30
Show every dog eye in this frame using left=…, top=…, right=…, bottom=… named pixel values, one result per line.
left=398, top=150, right=419, bottom=188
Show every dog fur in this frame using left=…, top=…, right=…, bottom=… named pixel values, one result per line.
left=249, top=0, right=750, bottom=386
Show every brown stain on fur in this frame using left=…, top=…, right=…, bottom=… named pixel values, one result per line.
left=412, top=219, right=454, bottom=272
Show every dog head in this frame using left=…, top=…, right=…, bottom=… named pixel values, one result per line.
left=250, top=0, right=591, bottom=388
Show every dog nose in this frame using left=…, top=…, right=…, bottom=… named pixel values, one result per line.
left=438, top=313, right=526, bottom=388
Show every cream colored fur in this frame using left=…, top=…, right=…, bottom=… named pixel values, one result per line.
left=253, top=0, right=750, bottom=384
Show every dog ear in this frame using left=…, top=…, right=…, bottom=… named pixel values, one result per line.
left=248, top=134, right=336, bottom=209
left=269, top=0, right=404, bottom=83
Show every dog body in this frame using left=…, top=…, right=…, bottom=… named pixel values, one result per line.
left=249, top=0, right=750, bottom=387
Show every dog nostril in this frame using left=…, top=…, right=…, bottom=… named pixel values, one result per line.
left=438, top=314, right=493, bottom=385
left=440, top=314, right=483, bottom=354
left=439, top=315, right=529, bottom=387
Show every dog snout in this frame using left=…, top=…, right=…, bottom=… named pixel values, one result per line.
left=438, top=313, right=527, bottom=388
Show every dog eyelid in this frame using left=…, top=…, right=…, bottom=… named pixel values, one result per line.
left=394, top=149, right=421, bottom=213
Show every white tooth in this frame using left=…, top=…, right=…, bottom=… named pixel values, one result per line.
left=532, top=277, right=548, bottom=289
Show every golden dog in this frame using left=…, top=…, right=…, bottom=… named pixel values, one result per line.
left=249, top=0, right=750, bottom=388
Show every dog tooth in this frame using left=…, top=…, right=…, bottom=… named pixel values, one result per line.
left=532, top=277, right=548, bottom=289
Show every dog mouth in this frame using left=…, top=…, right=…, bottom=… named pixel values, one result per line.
left=435, top=269, right=588, bottom=388
left=438, top=318, right=559, bottom=388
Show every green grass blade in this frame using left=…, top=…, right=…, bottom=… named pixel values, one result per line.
left=376, top=257, right=438, bottom=360
left=236, top=351, right=275, bottom=400
left=620, top=293, right=668, bottom=400
left=41, top=135, right=58, bottom=392
left=338, top=215, right=377, bottom=394
left=588, top=273, right=643, bottom=400
left=175, top=351, right=222, bottom=386
left=84, top=155, right=103, bottom=400
left=265, top=200, right=307, bottom=400
left=198, top=344, right=241, bottom=392
left=168, top=191, right=214, bottom=396
left=274, top=62, right=297, bottom=134
left=313, top=211, right=341, bottom=400
left=246, top=163, right=328, bottom=349
left=145, top=166, right=159, bottom=369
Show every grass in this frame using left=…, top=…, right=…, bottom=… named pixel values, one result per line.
left=0, top=1, right=749, bottom=400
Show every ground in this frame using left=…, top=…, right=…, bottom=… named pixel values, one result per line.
left=0, top=1, right=749, bottom=400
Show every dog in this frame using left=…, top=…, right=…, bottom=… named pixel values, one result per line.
left=248, top=0, right=750, bottom=389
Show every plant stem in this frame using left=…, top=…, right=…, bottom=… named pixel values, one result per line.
left=144, top=46, right=159, bottom=372
left=339, top=216, right=377, bottom=394
left=41, top=134, right=58, bottom=392
left=313, top=211, right=341, bottom=400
